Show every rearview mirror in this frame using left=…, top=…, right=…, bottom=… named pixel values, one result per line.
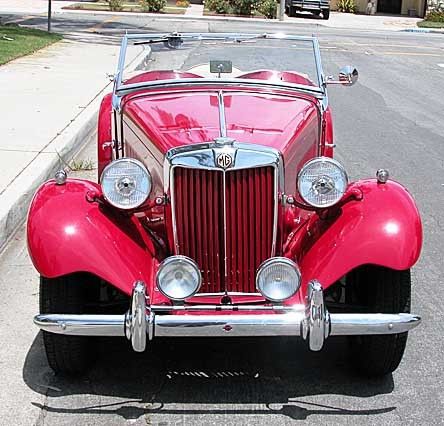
left=326, top=66, right=359, bottom=86
left=210, top=60, right=233, bottom=77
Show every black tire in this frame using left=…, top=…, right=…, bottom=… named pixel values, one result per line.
left=322, top=8, right=330, bottom=19
left=346, top=266, right=411, bottom=377
left=40, top=274, right=99, bottom=375
left=313, top=10, right=321, bottom=15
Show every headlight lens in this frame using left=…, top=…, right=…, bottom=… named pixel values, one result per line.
left=256, top=257, right=301, bottom=302
left=157, top=256, right=201, bottom=300
left=101, top=158, right=151, bottom=209
left=297, top=157, right=348, bottom=208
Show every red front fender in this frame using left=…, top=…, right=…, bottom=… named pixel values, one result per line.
left=287, top=179, right=422, bottom=292
left=27, top=179, right=158, bottom=297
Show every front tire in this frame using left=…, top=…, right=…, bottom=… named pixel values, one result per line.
left=346, top=266, right=411, bottom=377
left=40, top=274, right=99, bottom=375
left=322, top=8, right=330, bottom=19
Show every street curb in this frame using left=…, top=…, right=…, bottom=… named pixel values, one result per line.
left=0, top=45, right=151, bottom=253
left=400, top=28, right=444, bottom=34
left=0, top=85, right=106, bottom=253
left=56, top=8, right=323, bottom=26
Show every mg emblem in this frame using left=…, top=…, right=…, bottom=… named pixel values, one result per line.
left=216, top=152, right=233, bottom=169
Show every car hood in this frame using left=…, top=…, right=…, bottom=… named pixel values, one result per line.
left=123, top=89, right=320, bottom=164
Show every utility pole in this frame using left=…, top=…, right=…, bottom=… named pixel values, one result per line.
left=48, top=0, right=52, bottom=32
left=279, top=0, right=285, bottom=20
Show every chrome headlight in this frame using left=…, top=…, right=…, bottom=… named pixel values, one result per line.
left=157, top=256, right=201, bottom=300
left=297, top=157, right=348, bottom=208
left=101, top=158, right=152, bottom=209
left=256, top=257, right=301, bottom=302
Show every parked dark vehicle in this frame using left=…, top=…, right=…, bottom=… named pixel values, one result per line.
left=286, top=0, right=330, bottom=19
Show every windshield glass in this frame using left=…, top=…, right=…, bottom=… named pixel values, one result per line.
left=117, top=33, right=323, bottom=92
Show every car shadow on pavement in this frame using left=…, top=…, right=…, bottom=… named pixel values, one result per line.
left=23, top=332, right=396, bottom=421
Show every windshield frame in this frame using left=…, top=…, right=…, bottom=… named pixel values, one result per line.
left=113, top=33, right=327, bottom=108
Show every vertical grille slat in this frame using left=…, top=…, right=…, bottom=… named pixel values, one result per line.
left=248, top=170, right=255, bottom=293
left=207, top=171, right=214, bottom=290
left=173, top=166, right=275, bottom=294
left=242, top=170, right=249, bottom=292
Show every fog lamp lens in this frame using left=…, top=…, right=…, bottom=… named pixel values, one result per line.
left=157, top=256, right=201, bottom=300
left=256, top=257, right=301, bottom=302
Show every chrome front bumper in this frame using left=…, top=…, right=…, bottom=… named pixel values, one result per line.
left=34, top=280, right=421, bottom=353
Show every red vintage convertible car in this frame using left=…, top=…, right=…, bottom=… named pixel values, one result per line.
left=28, top=33, right=422, bottom=377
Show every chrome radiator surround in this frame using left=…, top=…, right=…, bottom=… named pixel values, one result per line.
left=164, top=140, right=283, bottom=255
left=165, top=141, right=283, bottom=294
left=34, top=280, right=421, bottom=353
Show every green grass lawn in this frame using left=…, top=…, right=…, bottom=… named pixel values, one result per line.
left=0, top=25, right=62, bottom=65
left=417, top=20, right=444, bottom=28
left=65, top=1, right=187, bottom=14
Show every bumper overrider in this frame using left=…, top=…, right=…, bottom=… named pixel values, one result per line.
left=34, top=280, right=421, bottom=352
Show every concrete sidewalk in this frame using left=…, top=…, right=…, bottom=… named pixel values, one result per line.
left=0, top=36, right=144, bottom=251
left=0, top=0, right=73, bottom=14
left=285, top=11, right=421, bottom=31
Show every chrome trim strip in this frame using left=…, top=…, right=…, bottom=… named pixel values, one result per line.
left=116, top=79, right=323, bottom=98
left=191, top=292, right=263, bottom=297
left=150, top=304, right=291, bottom=311
left=222, top=168, right=228, bottom=291
left=218, top=90, right=227, bottom=138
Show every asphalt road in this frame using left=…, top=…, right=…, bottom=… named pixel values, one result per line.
left=0, top=12, right=444, bottom=426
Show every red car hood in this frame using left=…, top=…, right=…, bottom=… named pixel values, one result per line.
left=123, top=89, right=320, bottom=160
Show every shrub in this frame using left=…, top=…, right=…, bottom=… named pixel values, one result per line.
left=257, top=0, right=277, bottom=18
left=426, top=9, right=444, bottom=22
left=206, top=0, right=232, bottom=13
left=336, top=0, right=357, bottom=13
left=107, top=0, right=123, bottom=11
left=140, top=0, right=167, bottom=12
left=176, top=0, right=190, bottom=6
left=230, top=0, right=257, bottom=15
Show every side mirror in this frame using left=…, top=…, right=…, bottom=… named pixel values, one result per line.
left=326, top=66, right=358, bottom=86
